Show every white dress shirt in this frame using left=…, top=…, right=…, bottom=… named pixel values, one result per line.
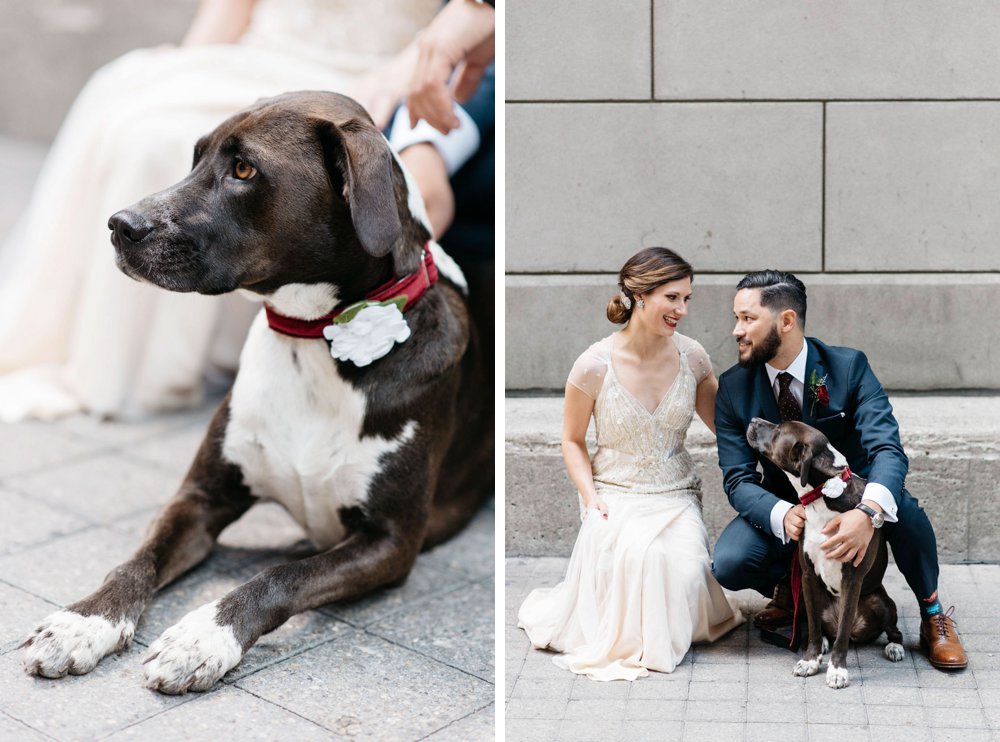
left=765, top=342, right=899, bottom=543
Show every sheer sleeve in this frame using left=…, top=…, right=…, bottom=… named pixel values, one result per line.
left=678, top=334, right=714, bottom=385
left=567, top=341, right=610, bottom=399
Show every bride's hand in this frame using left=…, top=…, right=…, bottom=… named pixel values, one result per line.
left=590, top=499, right=609, bottom=520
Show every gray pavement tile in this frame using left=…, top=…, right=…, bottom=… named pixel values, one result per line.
left=624, top=699, right=685, bottom=721
left=686, top=680, right=745, bottom=701
left=507, top=625, right=530, bottom=660
left=920, top=686, right=987, bottom=708
left=568, top=677, right=629, bottom=699
left=746, top=700, right=806, bottom=723
left=0, top=582, right=59, bottom=655
left=627, top=678, right=689, bottom=700
left=864, top=703, right=928, bottom=727
left=968, top=651, right=1000, bottom=670
left=0, top=421, right=99, bottom=479
left=914, top=666, right=978, bottom=688
left=681, top=721, right=744, bottom=741
left=642, top=663, right=692, bottom=682
left=806, top=701, right=868, bottom=725
left=689, top=660, right=747, bottom=683
left=0, top=646, right=190, bottom=741
left=37, top=406, right=214, bottom=449
left=747, top=662, right=806, bottom=684
left=805, top=723, right=872, bottom=741
left=973, top=670, right=1000, bottom=688
left=215, top=500, right=309, bottom=551
left=555, top=718, right=623, bottom=742
left=0, top=710, right=52, bottom=742
left=511, top=676, right=574, bottom=699
left=422, top=703, right=493, bottom=741
left=960, top=633, right=1000, bottom=652
left=861, top=684, right=922, bottom=706
left=858, top=664, right=920, bottom=686
left=0, top=526, right=139, bottom=606
left=320, top=557, right=469, bottom=628
left=367, top=577, right=493, bottom=682
left=806, top=681, right=864, bottom=705
left=124, top=418, right=213, bottom=474
left=684, top=699, right=746, bottom=722
left=101, top=686, right=334, bottom=741
left=690, top=643, right=748, bottom=664
left=869, top=727, right=932, bottom=742
left=748, top=680, right=805, bottom=702
left=506, top=696, right=566, bottom=720
left=235, top=629, right=492, bottom=741
left=419, top=502, right=494, bottom=580
left=746, top=722, right=809, bottom=741
left=562, top=698, right=626, bottom=721
left=531, top=557, right=570, bottom=577
left=519, top=653, right=572, bottom=680
left=620, top=720, right=684, bottom=742
left=504, top=718, right=561, bottom=742
left=6, top=451, right=178, bottom=524
left=925, top=706, right=989, bottom=729
left=0, top=487, right=89, bottom=556
left=930, top=730, right=994, bottom=742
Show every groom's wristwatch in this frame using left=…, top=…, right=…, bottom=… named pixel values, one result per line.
left=855, top=503, right=884, bottom=529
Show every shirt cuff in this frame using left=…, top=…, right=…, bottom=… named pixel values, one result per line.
left=388, top=103, right=481, bottom=176
left=770, top=500, right=795, bottom=543
left=862, top=482, right=899, bottom=523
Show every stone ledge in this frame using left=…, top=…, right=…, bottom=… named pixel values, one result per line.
left=505, top=395, right=1000, bottom=561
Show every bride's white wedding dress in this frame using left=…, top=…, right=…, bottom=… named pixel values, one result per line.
left=0, top=0, right=439, bottom=421
left=518, top=332, right=743, bottom=681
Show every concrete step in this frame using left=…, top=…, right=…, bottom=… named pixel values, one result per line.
left=505, top=394, right=1000, bottom=561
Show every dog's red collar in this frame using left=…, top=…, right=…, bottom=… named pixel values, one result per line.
left=264, top=247, right=438, bottom=339
left=799, top=465, right=853, bottom=507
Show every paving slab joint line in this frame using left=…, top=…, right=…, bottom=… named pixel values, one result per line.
left=331, top=570, right=483, bottom=630
left=364, top=629, right=494, bottom=686
left=233, top=681, right=346, bottom=736
left=91, top=694, right=202, bottom=742
left=1, top=708, right=59, bottom=742
left=414, top=699, right=494, bottom=741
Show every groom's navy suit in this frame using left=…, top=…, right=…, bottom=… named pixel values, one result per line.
left=711, top=337, right=938, bottom=602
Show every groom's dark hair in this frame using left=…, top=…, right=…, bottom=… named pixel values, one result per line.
left=736, top=270, right=807, bottom=327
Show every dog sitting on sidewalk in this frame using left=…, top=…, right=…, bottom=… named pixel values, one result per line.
left=746, top=417, right=904, bottom=688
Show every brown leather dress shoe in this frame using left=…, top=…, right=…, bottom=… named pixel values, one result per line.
left=920, top=606, right=968, bottom=670
left=753, top=576, right=797, bottom=630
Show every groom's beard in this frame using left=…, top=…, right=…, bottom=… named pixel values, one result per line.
left=738, top=323, right=781, bottom=369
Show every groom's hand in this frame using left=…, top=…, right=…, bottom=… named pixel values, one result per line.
left=820, top=510, right=875, bottom=566
left=783, top=504, right=806, bottom=542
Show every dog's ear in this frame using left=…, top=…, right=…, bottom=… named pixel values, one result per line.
left=797, top=443, right=815, bottom=487
left=316, top=119, right=401, bottom=258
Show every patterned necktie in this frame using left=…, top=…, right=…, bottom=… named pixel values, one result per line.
left=777, top=372, right=802, bottom=422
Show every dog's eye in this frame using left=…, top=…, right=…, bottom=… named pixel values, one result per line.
left=233, top=161, right=257, bottom=180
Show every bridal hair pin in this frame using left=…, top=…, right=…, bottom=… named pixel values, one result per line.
left=619, top=290, right=632, bottom=310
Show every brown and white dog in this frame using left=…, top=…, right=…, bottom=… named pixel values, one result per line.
left=746, top=418, right=904, bottom=689
left=20, top=91, right=492, bottom=693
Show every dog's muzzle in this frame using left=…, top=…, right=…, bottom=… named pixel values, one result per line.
left=108, top=210, right=154, bottom=251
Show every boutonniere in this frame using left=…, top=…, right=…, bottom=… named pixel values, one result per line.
left=322, top=297, right=411, bottom=367
left=808, top=370, right=829, bottom=416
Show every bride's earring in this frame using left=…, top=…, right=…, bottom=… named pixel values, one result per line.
left=619, top=290, right=631, bottom=310
left=636, top=298, right=645, bottom=310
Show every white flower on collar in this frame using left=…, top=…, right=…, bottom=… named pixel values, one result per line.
left=322, top=298, right=410, bottom=367
left=821, top=475, right=848, bottom=498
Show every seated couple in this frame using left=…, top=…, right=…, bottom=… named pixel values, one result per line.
left=517, top=247, right=967, bottom=682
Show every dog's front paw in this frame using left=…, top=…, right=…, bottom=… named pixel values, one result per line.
left=21, top=610, right=134, bottom=678
left=793, top=657, right=822, bottom=677
left=826, top=664, right=850, bottom=689
left=884, top=642, right=905, bottom=662
left=142, top=601, right=243, bottom=694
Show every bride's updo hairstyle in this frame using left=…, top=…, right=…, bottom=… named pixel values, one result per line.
left=607, top=247, right=694, bottom=324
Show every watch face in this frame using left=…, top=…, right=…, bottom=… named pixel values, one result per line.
left=872, top=512, right=885, bottom=529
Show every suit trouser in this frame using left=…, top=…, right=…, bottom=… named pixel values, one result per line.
left=711, top=488, right=939, bottom=604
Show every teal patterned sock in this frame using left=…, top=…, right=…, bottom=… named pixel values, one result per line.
left=920, top=590, right=942, bottom=617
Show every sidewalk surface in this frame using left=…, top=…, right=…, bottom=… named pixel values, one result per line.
left=506, top=556, right=1000, bottom=741
left=0, top=403, right=494, bottom=741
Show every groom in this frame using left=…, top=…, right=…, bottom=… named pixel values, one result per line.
left=710, top=270, right=967, bottom=670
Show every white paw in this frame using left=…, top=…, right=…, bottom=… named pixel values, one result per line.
left=826, top=664, right=850, bottom=689
left=142, top=601, right=243, bottom=694
left=22, top=610, right=134, bottom=678
left=793, top=657, right=822, bottom=677
left=884, top=642, right=905, bottom=662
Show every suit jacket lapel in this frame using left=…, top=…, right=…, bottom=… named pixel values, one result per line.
left=755, top=366, right=780, bottom=423
left=803, top=339, right=825, bottom=426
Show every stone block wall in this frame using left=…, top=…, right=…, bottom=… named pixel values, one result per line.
left=506, top=1, right=1000, bottom=390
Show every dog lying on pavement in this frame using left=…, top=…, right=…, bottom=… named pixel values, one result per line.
left=21, top=91, right=492, bottom=694
left=746, top=417, right=904, bottom=688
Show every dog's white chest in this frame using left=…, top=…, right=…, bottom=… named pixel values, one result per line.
left=803, top=500, right=843, bottom=595
left=223, top=313, right=415, bottom=549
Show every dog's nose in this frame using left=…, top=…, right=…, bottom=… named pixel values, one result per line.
left=108, top=210, right=153, bottom=247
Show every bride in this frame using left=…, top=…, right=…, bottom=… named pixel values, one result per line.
left=518, top=247, right=743, bottom=681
